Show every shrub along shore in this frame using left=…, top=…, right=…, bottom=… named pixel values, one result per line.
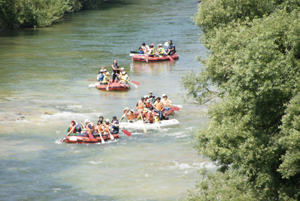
left=0, top=0, right=102, bottom=29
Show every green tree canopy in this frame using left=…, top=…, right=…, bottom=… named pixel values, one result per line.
left=184, top=0, right=300, bottom=200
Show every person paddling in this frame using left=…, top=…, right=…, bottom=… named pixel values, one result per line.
left=167, top=40, right=176, bottom=55
left=157, top=44, right=167, bottom=56
left=111, top=116, right=119, bottom=134
left=123, top=107, right=135, bottom=123
left=102, top=72, right=110, bottom=84
left=96, top=120, right=104, bottom=136
left=161, top=94, right=173, bottom=111
left=66, top=120, right=78, bottom=136
left=148, top=43, right=156, bottom=57
left=153, top=97, right=165, bottom=120
left=141, top=42, right=149, bottom=54
left=97, top=70, right=105, bottom=84
left=84, top=119, right=95, bottom=134
left=138, top=47, right=144, bottom=54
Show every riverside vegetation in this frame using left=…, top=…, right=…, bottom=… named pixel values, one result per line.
left=182, top=0, right=300, bottom=200
left=0, top=0, right=102, bottom=29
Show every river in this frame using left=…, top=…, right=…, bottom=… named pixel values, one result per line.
left=0, top=0, right=213, bottom=200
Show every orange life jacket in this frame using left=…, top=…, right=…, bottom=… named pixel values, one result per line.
left=162, top=99, right=172, bottom=107
left=138, top=100, right=145, bottom=110
left=85, top=122, right=95, bottom=134
left=104, top=124, right=110, bottom=133
left=155, top=101, right=164, bottom=111
left=96, top=124, right=104, bottom=133
left=68, top=124, right=76, bottom=133
left=126, top=111, right=134, bottom=120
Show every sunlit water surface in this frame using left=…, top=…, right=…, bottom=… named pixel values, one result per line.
left=0, top=0, right=214, bottom=200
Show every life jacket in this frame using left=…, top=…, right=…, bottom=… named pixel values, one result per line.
left=96, top=124, right=104, bottom=133
left=102, top=75, right=109, bottom=84
left=162, top=99, right=172, bottom=107
left=85, top=122, right=95, bottom=134
left=155, top=101, right=164, bottom=111
left=146, top=112, right=154, bottom=123
left=68, top=124, right=76, bottom=133
left=158, top=47, right=165, bottom=55
left=149, top=47, right=155, bottom=55
left=137, top=100, right=145, bottom=110
left=145, top=101, right=152, bottom=108
left=142, top=45, right=149, bottom=54
left=126, top=111, right=134, bottom=120
left=121, top=75, right=128, bottom=83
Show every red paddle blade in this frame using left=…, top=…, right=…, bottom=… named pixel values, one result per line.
left=131, top=80, right=140, bottom=85
left=168, top=55, right=174, bottom=61
left=88, top=133, right=96, bottom=140
left=122, top=129, right=131, bottom=136
left=170, top=106, right=180, bottom=111
left=87, top=79, right=95, bottom=81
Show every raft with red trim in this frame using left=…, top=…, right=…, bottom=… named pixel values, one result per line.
left=61, top=133, right=119, bottom=144
left=97, top=82, right=130, bottom=91
left=132, top=53, right=179, bottom=62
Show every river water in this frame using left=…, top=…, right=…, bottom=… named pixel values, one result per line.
left=0, top=0, right=213, bottom=200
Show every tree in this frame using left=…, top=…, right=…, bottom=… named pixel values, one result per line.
left=184, top=0, right=300, bottom=200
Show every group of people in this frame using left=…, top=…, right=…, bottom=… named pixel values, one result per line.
left=66, top=116, right=119, bottom=136
left=138, top=40, right=176, bottom=57
left=96, top=59, right=130, bottom=85
left=122, top=92, right=173, bottom=123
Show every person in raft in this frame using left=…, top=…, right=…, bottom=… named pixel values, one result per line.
left=148, top=91, right=156, bottom=103
left=153, top=97, right=165, bottom=120
left=66, top=120, right=80, bottom=135
left=111, top=59, right=120, bottom=83
left=96, top=120, right=104, bottom=136
left=97, top=70, right=105, bottom=84
left=84, top=119, right=95, bottom=134
left=102, top=72, right=110, bottom=85
left=141, top=42, right=149, bottom=54
left=138, top=47, right=144, bottom=54
left=167, top=40, right=176, bottom=55
left=111, top=116, right=119, bottom=134
left=103, top=119, right=113, bottom=135
left=161, top=94, right=173, bottom=111
left=123, top=107, right=135, bottom=123
left=148, top=43, right=156, bottom=57
left=157, top=44, right=167, bottom=56
left=118, top=71, right=129, bottom=85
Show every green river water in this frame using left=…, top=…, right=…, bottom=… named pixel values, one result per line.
left=0, top=0, right=214, bottom=200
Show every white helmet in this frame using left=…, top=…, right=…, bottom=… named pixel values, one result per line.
left=122, top=71, right=126, bottom=74
left=105, top=119, right=110, bottom=123
left=84, top=119, right=89, bottom=123
left=124, top=107, right=129, bottom=110
left=121, top=67, right=124, bottom=71
left=162, top=94, right=166, bottom=97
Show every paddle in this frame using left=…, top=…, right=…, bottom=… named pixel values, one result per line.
left=170, top=106, right=180, bottom=111
left=89, top=82, right=99, bottom=88
left=67, top=126, right=76, bottom=136
left=128, top=80, right=138, bottom=88
left=97, top=128, right=105, bottom=144
left=122, top=129, right=131, bottom=136
left=172, top=104, right=182, bottom=108
left=137, top=111, right=146, bottom=133
left=107, top=127, right=115, bottom=140
left=87, top=79, right=95, bottom=81
left=167, top=55, right=174, bottom=61
left=131, top=80, right=140, bottom=85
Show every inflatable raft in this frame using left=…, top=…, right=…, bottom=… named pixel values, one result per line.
left=61, top=133, right=119, bottom=144
left=119, top=119, right=180, bottom=130
left=132, top=54, right=179, bottom=62
left=96, top=82, right=130, bottom=91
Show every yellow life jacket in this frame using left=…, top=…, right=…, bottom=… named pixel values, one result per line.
left=149, top=47, right=155, bottom=55
left=158, top=47, right=165, bottom=55
left=121, top=75, right=128, bottom=83
left=102, top=75, right=109, bottom=84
